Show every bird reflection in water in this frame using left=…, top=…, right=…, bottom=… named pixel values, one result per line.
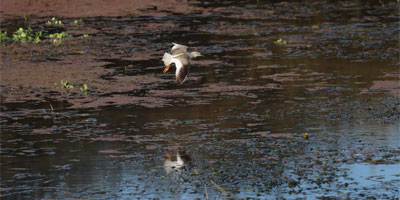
left=163, top=148, right=192, bottom=175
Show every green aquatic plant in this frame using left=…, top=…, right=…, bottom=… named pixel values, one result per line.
left=73, top=19, right=82, bottom=25
left=12, top=28, right=42, bottom=43
left=48, top=32, right=68, bottom=39
left=82, top=34, right=89, bottom=38
left=80, top=84, right=88, bottom=95
left=60, top=80, right=75, bottom=90
left=48, top=32, right=68, bottom=45
left=57, top=81, right=88, bottom=95
left=46, top=17, right=63, bottom=26
left=274, top=38, right=287, bottom=45
left=55, top=80, right=77, bottom=96
left=0, top=30, right=10, bottom=43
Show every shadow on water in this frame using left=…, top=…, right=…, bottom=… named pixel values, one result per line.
left=1, top=0, right=399, bottom=199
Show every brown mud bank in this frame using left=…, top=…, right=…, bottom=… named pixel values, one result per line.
left=0, top=0, right=201, bottom=20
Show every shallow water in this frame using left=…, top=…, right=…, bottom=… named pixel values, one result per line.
left=1, top=0, right=399, bottom=199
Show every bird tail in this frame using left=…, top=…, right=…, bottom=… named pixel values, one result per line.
left=162, top=53, right=173, bottom=66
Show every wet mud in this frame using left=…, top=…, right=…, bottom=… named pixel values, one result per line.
left=1, top=0, right=399, bottom=199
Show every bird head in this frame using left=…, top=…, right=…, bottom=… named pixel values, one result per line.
left=189, top=51, right=202, bottom=58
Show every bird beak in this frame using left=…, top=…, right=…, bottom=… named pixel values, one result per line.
left=163, top=65, right=170, bottom=73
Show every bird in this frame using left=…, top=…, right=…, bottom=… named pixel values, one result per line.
left=162, top=43, right=202, bottom=84
left=163, top=149, right=192, bottom=175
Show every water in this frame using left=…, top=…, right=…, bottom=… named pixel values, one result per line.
left=1, top=0, right=399, bottom=199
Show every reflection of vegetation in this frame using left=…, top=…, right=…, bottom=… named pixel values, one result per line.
left=82, top=34, right=89, bottom=38
left=12, top=28, right=42, bottom=43
left=46, top=17, right=63, bottom=26
left=312, top=25, right=320, bottom=30
left=49, top=32, right=68, bottom=45
left=274, top=38, right=287, bottom=45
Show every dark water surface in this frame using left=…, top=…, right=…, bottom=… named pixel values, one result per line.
left=1, top=0, right=399, bottom=199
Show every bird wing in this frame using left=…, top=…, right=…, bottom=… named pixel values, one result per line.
left=171, top=43, right=189, bottom=56
left=176, top=62, right=189, bottom=85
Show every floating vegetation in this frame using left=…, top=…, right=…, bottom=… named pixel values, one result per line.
left=1, top=28, right=42, bottom=43
left=80, top=84, right=88, bottom=95
left=73, top=19, right=82, bottom=25
left=48, top=32, right=68, bottom=45
left=274, top=38, right=287, bottom=45
left=55, top=81, right=88, bottom=95
left=46, top=17, right=63, bottom=26
left=0, top=30, right=9, bottom=43
left=12, top=28, right=42, bottom=43
left=0, top=28, right=69, bottom=44
left=48, top=32, right=68, bottom=39
left=60, top=80, right=75, bottom=90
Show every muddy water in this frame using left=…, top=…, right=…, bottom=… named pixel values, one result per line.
left=1, top=0, right=399, bottom=199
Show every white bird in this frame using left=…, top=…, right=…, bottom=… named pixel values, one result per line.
left=162, top=43, right=202, bottom=84
left=163, top=150, right=192, bottom=175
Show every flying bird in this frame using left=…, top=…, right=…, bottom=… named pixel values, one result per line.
left=162, top=43, right=202, bottom=84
